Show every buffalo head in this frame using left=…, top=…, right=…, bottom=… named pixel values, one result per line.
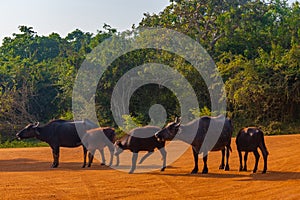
left=155, top=117, right=181, bottom=142
left=16, top=122, right=40, bottom=139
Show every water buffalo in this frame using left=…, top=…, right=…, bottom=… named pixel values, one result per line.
left=114, top=126, right=166, bottom=174
left=155, top=115, right=233, bottom=174
left=16, top=119, right=97, bottom=168
left=236, top=127, right=269, bottom=173
left=82, top=127, right=119, bottom=167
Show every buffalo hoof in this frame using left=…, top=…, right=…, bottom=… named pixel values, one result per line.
left=81, top=164, right=86, bottom=168
left=252, top=170, right=257, bottom=173
left=160, top=167, right=166, bottom=172
left=191, top=168, right=198, bottom=174
left=128, top=170, right=134, bottom=174
left=219, top=165, right=225, bottom=170
left=201, top=169, right=208, bottom=174
left=262, top=170, right=267, bottom=174
left=101, top=163, right=105, bottom=166
left=224, top=165, right=230, bottom=171
left=51, top=163, right=58, bottom=168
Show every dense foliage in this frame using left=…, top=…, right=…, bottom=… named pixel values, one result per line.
left=1, top=0, right=300, bottom=143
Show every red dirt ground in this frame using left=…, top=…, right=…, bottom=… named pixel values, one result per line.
left=1, top=134, right=300, bottom=200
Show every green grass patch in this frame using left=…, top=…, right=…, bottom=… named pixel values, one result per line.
left=0, top=139, right=48, bottom=148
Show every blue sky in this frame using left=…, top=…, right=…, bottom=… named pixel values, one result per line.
left=0, top=0, right=170, bottom=42
left=0, top=0, right=297, bottom=43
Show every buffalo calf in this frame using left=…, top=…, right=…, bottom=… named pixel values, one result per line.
left=82, top=127, right=119, bottom=167
left=114, top=126, right=166, bottom=174
left=236, top=127, right=269, bottom=173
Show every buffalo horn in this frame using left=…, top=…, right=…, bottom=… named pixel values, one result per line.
left=33, top=122, right=40, bottom=128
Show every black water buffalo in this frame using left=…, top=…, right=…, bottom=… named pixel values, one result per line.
left=16, top=119, right=97, bottom=168
left=114, top=126, right=166, bottom=174
left=155, top=115, right=233, bottom=174
left=82, top=127, right=119, bottom=167
left=236, top=127, right=269, bottom=173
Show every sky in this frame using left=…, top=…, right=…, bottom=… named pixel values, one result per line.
left=0, top=0, right=170, bottom=43
left=0, top=0, right=297, bottom=44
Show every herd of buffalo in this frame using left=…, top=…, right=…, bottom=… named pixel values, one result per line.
left=16, top=115, right=269, bottom=174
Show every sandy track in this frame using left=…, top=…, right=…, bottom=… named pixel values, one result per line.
left=1, top=134, right=300, bottom=200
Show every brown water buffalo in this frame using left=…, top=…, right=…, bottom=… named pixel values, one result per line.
left=82, top=127, right=119, bottom=167
left=114, top=126, right=166, bottom=174
left=155, top=115, right=233, bottom=174
left=236, top=127, right=269, bottom=173
left=16, top=119, right=97, bottom=168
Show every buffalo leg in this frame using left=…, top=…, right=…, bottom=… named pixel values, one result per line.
left=243, top=152, right=248, bottom=171
left=129, top=152, right=138, bottom=174
left=88, top=149, right=95, bottom=167
left=253, top=150, right=260, bottom=173
left=51, top=146, right=60, bottom=168
left=238, top=150, right=243, bottom=171
left=138, top=151, right=153, bottom=164
left=82, top=146, right=88, bottom=168
left=191, top=146, right=199, bottom=174
left=262, top=152, right=268, bottom=174
left=99, top=149, right=106, bottom=165
left=159, top=148, right=167, bottom=171
left=259, top=145, right=268, bottom=174
left=115, top=154, right=120, bottom=167
left=107, top=147, right=114, bottom=167
left=219, top=149, right=225, bottom=170
left=108, top=143, right=117, bottom=166
left=225, top=146, right=230, bottom=171
left=202, top=155, right=208, bottom=174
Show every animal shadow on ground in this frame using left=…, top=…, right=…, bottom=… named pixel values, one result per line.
left=151, top=168, right=300, bottom=181
left=153, top=171, right=247, bottom=179
left=238, top=171, right=300, bottom=181
left=2, top=159, right=300, bottom=181
left=0, top=158, right=112, bottom=172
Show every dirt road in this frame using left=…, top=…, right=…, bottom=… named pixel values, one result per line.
left=1, top=134, right=300, bottom=199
